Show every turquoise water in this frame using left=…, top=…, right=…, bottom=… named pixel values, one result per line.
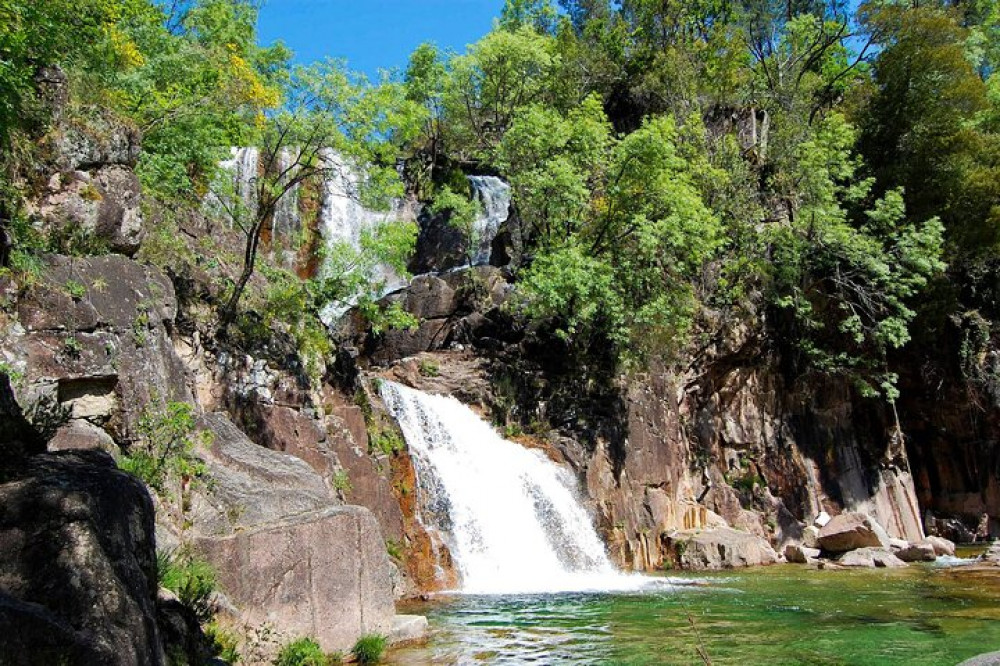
left=389, top=563, right=1000, bottom=665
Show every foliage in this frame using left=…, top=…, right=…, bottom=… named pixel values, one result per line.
left=275, top=637, right=340, bottom=666
left=157, top=548, right=217, bottom=622
left=205, top=622, right=241, bottom=663
left=119, top=401, right=210, bottom=495
left=351, top=634, right=387, bottom=665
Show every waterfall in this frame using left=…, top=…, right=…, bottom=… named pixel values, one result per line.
left=318, top=151, right=411, bottom=321
left=270, top=148, right=300, bottom=266
left=467, top=176, right=511, bottom=266
left=380, top=381, right=654, bottom=595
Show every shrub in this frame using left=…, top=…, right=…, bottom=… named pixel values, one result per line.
left=157, top=549, right=217, bottom=622
left=352, top=634, right=386, bottom=665
left=275, top=637, right=340, bottom=666
left=119, top=401, right=210, bottom=496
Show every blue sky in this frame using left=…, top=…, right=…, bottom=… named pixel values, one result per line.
left=257, top=0, right=506, bottom=77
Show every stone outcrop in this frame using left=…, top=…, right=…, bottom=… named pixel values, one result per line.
left=27, top=106, right=145, bottom=256
left=2, top=255, right=190, bottom=445
left=670, top=527, right=779, bottom=570
left=196, top=506, right=396, bottom=653
left=836, top=547, right=907, bottom=568
left=0, top=450, right=163, bottom=665
left=818, top=513, right=891, bottom=553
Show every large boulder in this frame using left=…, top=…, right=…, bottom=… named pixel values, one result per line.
left=894, top=542, right=937, bottom=562
left=195, top=505, right=396, bottom=654
left=785, top=543, right=821, bottom=564
left=0, top=451, right=163, bottom=665
left=818, top=512, right=891, bottom=553
left=673, top=527, right=779, bottom=570
left=922, top=535, right=956, bottom=557
left=837, top=547, right=907, bottom=568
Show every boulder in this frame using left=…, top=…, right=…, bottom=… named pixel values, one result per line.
left=815, top=511, right=832, bottom=528
left=5, top=255, right=188, bottom=441
left=48, top=419, right=118, bottom=454
left=195, top=505, right=395, bottom=654
left=818, top=512, right=890, bottom=553
left=47, top=112, right=141, bottom=171
left=922, top=535, right=957, bottom=557
left=784, top=543, right=821, bottom=564
left=895, top=542, right=937, bottom=562
left=674, top=527, right=779, bottom=570
left=389, top=615, right=429, bottom=645
left=837, top=547, right=907, bottom=568
left=801, top=525, right=821, bottom=549
left=0, top=451, right=163, bottom=665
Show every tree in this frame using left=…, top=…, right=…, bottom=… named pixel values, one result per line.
left=215, top=60, right=423, bottom=328
left=444, top=25, right=559, bottom=157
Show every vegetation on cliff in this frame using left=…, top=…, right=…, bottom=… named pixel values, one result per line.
left=1, top=0, right=998, bottom=401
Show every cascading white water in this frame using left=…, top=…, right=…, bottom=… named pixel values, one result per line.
left=270, top=147, right=300, bottom=266
left=467, top=176, right=511, bottom=266
left=380, top=380, right=657, bottom=595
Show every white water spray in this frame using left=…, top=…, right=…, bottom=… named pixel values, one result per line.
left=467, top=176, right=511, bottom=266
left=380, top=380, right=657, bottom=595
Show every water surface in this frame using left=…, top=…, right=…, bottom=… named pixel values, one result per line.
left=390, top=564, right=1000, bottom=665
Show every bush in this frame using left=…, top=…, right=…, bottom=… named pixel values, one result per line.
left=352, top=634, right=386, bottom=665
left=275, top=637, right=340, bottom=666
left=157, top=549, right=217, bottom=622
left=119, top=401, right=210, bottom=496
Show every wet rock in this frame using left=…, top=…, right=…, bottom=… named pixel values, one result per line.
left=784, top=543, right=821, bottom=564
left=673, top=527, right=779, bottom=570
left=837, top=547, right=907, bottom=568
left=818, top=512, right=890, bottom=553
left=0, top=451, right=163, bottom=665
left=195, top=505, right=395, bottom=654
left=921, top=535, right=956, bottom=557
left=389, top=615, right=429, bottom=645
left=894, top=542, right=937, bottom=562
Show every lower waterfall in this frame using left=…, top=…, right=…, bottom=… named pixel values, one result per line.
left=379, top=380, right=657, bottom=595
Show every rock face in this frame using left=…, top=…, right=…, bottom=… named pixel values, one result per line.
left=357, top=270, right=935, bottom=574
left=196, top=506, right=396, bottom=653
left=818, top=513, right=891, bottom=553
left=29, top=109, right=145, bottom=255
left=671, top=528, right=779, bottom=570
left=837, top=547, right=907, bottom=568
left=2, top=255, right=189, bottom=446
left=0, top=451, right=163, bottom=665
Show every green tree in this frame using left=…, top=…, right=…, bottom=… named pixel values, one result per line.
left=216, top=59, right=422, bottom=327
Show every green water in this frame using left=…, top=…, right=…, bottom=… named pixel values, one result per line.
left=389, top=564, right=1000, bottom=665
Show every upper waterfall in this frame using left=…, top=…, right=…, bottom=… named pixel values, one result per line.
left=379, top=380, right=656, bottom=595
left=468, top=176, right=511, bottom=266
